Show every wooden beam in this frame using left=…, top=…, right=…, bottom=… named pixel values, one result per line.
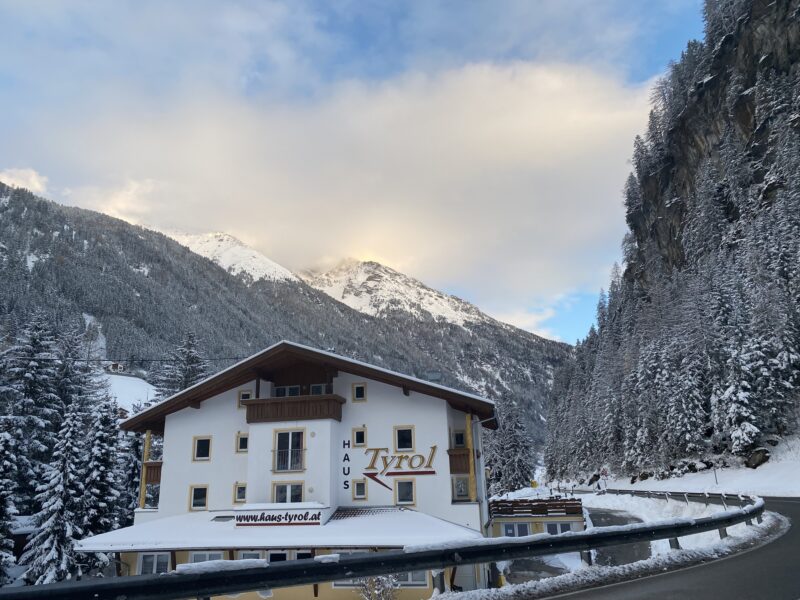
left=138, top=430, right=152, bottom=509
left=402, top=386, right=410, bottom=396
left=465, top=414, right=477, bottom=502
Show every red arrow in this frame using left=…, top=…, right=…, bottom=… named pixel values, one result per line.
left=364, top=472, right=392, bottom=491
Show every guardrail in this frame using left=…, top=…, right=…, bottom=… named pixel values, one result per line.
left=0, top=495, right=765, bottom=600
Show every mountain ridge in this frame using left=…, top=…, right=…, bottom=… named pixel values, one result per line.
left=0, top=181, right=570, bottom=443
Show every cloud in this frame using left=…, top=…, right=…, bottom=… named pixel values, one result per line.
left=0, top=168, right=49, bottom=194
left=45, top=61, right=647, bottom=306
left=0, top=1, right=682, bottom=338
left=490, top=307, right=560, bottom=341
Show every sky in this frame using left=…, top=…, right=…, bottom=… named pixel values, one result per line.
left=0, top=1, right=704, bottom=343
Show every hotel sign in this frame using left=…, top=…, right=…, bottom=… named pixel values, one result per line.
left=341, top=440, right=438, bottom=491
left=235, top=510, right=324, bottom=527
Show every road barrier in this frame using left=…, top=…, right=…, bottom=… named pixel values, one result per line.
left=0, top=494, right=764, bottom=600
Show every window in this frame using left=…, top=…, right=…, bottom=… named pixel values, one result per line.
left=352, top=479, right=367, bottom=500
left=296, top=550, right=313, bottom=560
left=140, top=553, right=170, bottom=574
left=190, top=485, right=208, bottom=510
left=193, top=436, right=211, bottom=461
left=394, top=571, right=428, bottom=587
left=236, top=432, right=249, bottom=453
left=191, top=551, right=224, bottom=562
left=352, top=427, right=367, bottom=447
left=351, top=383, right=367, bottom=402
left=452, top=476, right=470, bottom=501
left=239, top=550, right=262, bottom=560
left=273, top=385, right=300, bottom=397
left=238, top=389, right=253, bottom=408
left=395, top=479, right=415, bottom=505
left=274, top=430, right=304, bottom=471
left=273, top=482, right=303, bottom=503
left=546, top=523, right=573, bottom=535
left=394, top=426, right=414, bottom=452
left=503, top=523, right=530, bottom=537
left=309, top=383, right=326, bottom=395
left=234, top=483, right=247, bottom=504
left=452, top=430, right=466, bottom=448
left=268, top=550, right=288, bottom=562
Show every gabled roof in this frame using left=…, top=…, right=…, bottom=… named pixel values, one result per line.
left=121, top=340, right=496, bottom=433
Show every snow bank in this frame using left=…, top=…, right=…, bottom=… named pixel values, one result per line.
left=437, top=511, right=788, bottom=600
left=581, top=493, right=756, bottom=554
left=602, top=436, right=800, bottom=497
left=175, top=559, right=269, bottom=574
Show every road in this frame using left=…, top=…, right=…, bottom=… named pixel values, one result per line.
left=587, top=509, right=650, bottom=567
left=547, top=497, right=799, bottom=600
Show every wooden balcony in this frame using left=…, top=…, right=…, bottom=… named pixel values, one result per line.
left=241, top=394, right=346, bottom=424
left=143, top=460, right=163, bottom=485
left=448, top=448, right=471, bottom=474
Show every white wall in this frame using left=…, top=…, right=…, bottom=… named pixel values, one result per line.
left=152, top=371, right=485, bottom=532
left=157, top=383, right=252, bottom=517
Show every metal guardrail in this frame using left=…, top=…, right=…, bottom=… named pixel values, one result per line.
left=0, top=495, right=765, bottom=600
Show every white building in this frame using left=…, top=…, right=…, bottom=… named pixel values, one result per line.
left=77, top=341, right=497, bottom=598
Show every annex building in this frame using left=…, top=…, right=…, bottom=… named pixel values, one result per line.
left=76, top=341, right=498, bottom=598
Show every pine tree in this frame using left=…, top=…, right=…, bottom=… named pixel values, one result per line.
left=82, top=395, right=120, bottom=573
left=488, top=400, right=534, bottom=496
left=357, top=575, right=398, bottom=600
left=21, top=402, right=86, bottom=585
left=0, top=423, right=18, bottom=585
left=115, top=405, right=143, bottom=529
left=0, top=311, right=61, bottom=514
left=152, top=331, right=210, bottom=399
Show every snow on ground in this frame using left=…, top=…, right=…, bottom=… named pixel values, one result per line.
left=603, top=436, right=800, bottom=497
left=438, top=511, right=788, bottom=600
left=102, top=373, right=156, bottom=413
left=82, top=313, right=107, bottom=358
left=581, top=493, right=750, bottom=555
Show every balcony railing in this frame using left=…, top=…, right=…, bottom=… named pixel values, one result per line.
left=143, top=460, right=163, bottom=485
left=274, top=449, right=305, bottom=472
left=241, top=394, right=345, bottom=424
left=447, top=448, right=470, bottom=474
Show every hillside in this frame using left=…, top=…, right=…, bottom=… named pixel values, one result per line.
left=546, top=0, right=800, bottom=478
left=0, top=183, right=570, bottom=441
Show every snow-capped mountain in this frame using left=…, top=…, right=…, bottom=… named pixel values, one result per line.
left=302, top=259, right=486, bottom=327
left=167, top=231, right=298, bottom=283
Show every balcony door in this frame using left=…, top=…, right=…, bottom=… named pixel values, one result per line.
left=275, top=430, right=304, bottom=472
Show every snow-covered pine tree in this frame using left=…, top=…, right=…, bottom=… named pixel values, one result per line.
left=356, top=574, right=398, bottom=600
left=0, top=422, right=18, bottom=585
left=0, top=311, right=61, bottom=514
left=21, top=401, right=86, bottom=585
left=487, top=399, right=534, bottom=496
left=82, top=395, right=120, bottom=573
left=115, top=425, right=143, bottom=529
left=152, top=331, right=210, bottom=400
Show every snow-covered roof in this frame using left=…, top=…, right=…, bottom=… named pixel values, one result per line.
left=74, top=507, right=483, bottom=553
left=122, top=340, right=495, bottom=433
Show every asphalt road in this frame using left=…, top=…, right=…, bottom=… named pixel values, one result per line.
left=547, top=497, right=800, bottom=600
left=587, top=509, right=650, bottom=567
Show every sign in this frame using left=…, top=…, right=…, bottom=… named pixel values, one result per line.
left=235, top=510, right=323, bottom=527
left=340, top=442, right=438, bottom=492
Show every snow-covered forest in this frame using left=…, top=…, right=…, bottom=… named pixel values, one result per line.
left=0, top=315, right=209, bottom=585
left=545, top=0, right=800, bottom=479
